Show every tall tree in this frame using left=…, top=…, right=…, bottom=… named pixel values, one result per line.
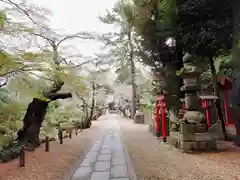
left=121, top=0, right=183, bottom=119
left=100, top=1, right=139, bottom=118
left=177, top=0, right=233, bottom=139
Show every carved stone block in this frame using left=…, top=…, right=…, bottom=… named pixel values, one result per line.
left=180, top=123, right=195, bottom=134
left=198, top=141, right=207, bottom=150
left=171, top=129, right=195, bottom=141
left=195, top=123, right=208, bottom=133
left=195, top=132, right=214, bottom=141
left=181, top=123, right=195, bottom=141
left=206, top=140, right=217, bottom=150
left=180, top=141, right=197, bottom=153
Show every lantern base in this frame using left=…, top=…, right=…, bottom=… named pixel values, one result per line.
left=168, top=123, right=217, bottom=153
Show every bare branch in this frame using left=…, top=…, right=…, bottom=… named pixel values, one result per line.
left=46, top=92, right=72, bottom=101
left=67, top=60, right=93, bottom=69
left=1, top=0, right=46, bottom=33
left=76, top=92, right=89, bottom=106
left=56, top=32, right=96, bottom=47
left=60, top=57, right=69, bottom=64
left=30, top=32, right=54, bottom=45
left=59, top=54, right=84, bottom=64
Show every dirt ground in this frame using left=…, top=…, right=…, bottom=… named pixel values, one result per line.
left=0, top=120, right=102, bottom=180
left=2, top=116, right=240, bottom=180
left=119, top=118, right=240, bottom=180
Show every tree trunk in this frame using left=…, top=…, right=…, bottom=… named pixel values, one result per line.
left=128, top=28, right=137, bottom=119
left=89, top=83, right=96, bottom=120
left=17, top=93, right=72, bottom=150
left=84, top=83, right=95, bottom=128
left=209, top=54, right=228, bottom=140
left=85, top=104, right=89, bottom=120
left=17, top=98, right=48, bottom=150
left=163, top=63, right=182, bottom=118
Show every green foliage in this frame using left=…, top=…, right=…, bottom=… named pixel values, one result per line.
left=0, top=88, right=25, bottom=134
left=144, top=103, right=155, bottom=110
left=115, top=64, right=130, bottom=84
left=42, top=102, right=86, bottom=137
left=0, top=0, right=105, bottom=163
left=0, top=141, right=21, bottom=162
left=177, top=0, right=232, bottom=57
left=21, top=52, right=42, bottom=61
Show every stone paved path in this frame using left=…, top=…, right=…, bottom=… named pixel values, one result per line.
left=71, top=114, right=133, bottom=180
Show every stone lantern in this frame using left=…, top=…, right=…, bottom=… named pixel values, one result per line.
left=134, top=99, right=144, bottom=124
left=180, top=53, right=207, bottom=131
left=168, top=53, right=217, bottom=153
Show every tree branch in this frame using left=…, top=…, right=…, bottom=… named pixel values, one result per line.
left=46, top=92, right=72, bottom=101
left=56, top=32, right=96, bottom=47
left=28, top=72, right=55, bottom=82
left=0, top=79, right=7, bottom=87
left=31, top=32, right=54, bottom=45
left=0, top=64, right=31, bottom=76
left=1, top=0, right=46, bottom=33
left=0, top=65, right=50, bottom=77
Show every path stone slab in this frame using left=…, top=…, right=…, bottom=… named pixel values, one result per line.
left=80, top=158, right=96, bottom=167
left=112, top=157, right=126, bottom=165
left=89, top=147, right=100, bottom=152
left=103, top=142, right=112, bottom=146
left=95, top=161, right=111, bottom=171
left=110, top=178, right=130, bottom=180
left=90, top=171, right=110, bottom=180
left=112, top=152, right=124, bottom=157
left=102, top=145, right=111, bottom=149
left=71, top=167, right=93, bottom=180
left=110, top=166, right=129, bottom=178
left=85, top=152, right=98, bottom=160
left=100, top=149, right=112, bottom=154
left=98, top=154, right=111, bottom=161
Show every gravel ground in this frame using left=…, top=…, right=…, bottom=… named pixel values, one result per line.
left=119, top=118, right=240, bottom=180
left=0, top=121, right=102, bottom=180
